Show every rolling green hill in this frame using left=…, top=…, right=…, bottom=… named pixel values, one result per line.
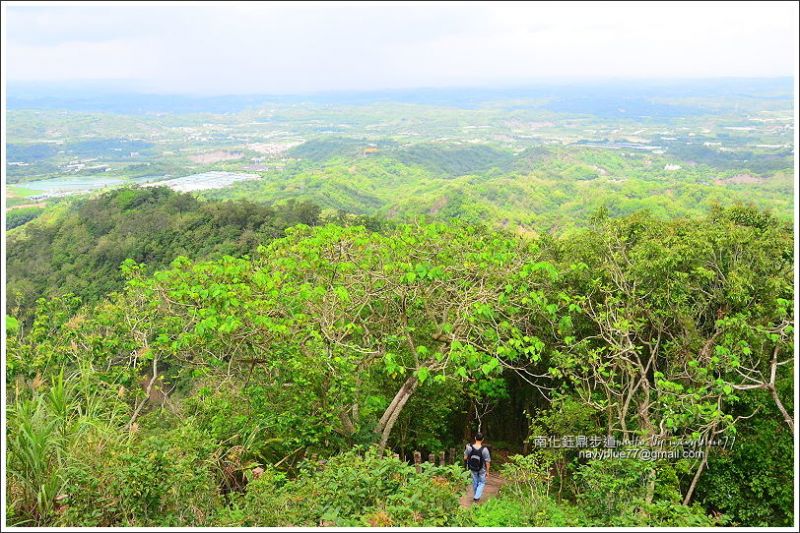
left=6, top=187, right=321, bottom=321
left=209, top=144, right=793, bottom=230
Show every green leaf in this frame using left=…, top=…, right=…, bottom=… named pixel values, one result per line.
left=5, top=315, right=19, bottom=336
left=480, top=358, right=500, bottom=376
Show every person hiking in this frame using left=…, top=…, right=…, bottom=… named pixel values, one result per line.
left=464, top=432, right=491, bottom=502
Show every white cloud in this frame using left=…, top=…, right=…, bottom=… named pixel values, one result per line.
left=3, top=1, right=797, bottom=94
left=8, top=38, right=162, bottom=81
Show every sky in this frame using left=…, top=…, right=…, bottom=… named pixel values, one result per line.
left=3, top=1, right=798, bottom=95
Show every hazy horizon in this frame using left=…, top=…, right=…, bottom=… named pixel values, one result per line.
left=4, top=2, right=798, bottom=96
left=6, top=75, right=795, bottom=98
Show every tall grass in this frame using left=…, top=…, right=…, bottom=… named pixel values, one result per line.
left=6, top=367, right=128, bottom=525
left=7, top=396, right=64, bottom=525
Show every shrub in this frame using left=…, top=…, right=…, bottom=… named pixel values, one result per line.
left=104, top=423, right=221, bottom=526
left=697, top=413, right=794, bottom=526
left=214, top=447, right=467, bottom=527
left=573, top=458, right=718, bottom=526
left=500, top=452, right=554, bottom=501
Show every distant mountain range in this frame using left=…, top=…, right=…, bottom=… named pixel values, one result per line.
left=7, top=77, right=793, bottom=115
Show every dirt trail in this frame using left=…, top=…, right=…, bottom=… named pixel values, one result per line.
left=459, top=472, right=507, bottom=508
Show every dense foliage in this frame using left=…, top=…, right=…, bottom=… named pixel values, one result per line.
left=209, top=146, right=793, bottom=229
left=6, top=206, right=46, bottom=230
left=6, top=187, right=321, bottom=322
left=5, top=204, right=793, bottom=527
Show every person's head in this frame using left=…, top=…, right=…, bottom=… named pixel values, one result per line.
left=474, top=432, right=484, bottom=443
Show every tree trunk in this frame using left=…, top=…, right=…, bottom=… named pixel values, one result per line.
left=129, top=356, right=158, bottom=430
left=378, top=384, right=416, bottom=453
left=769, top=385, right=794, bottom=434
left=683, top=448, right=709, bottom=505
left=768, top=341, right=793, bottom=433
left=638, top=381, right=657, bottom=505
left=378, top=375, right=417, bottom=429
left=376, top=376, right=418, bottom=454
left=644, top=466, right=656, bottom=505
left=339, top=411, right=356, bottom=435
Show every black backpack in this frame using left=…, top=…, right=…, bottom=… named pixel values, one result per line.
left=466, top=444, right=485, bottom=472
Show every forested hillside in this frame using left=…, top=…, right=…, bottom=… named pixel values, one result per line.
left=5, top=0, right=799, bottom=527
left=6, top=187, right=322, bottom=322
left=207, top=145, right=794, bottom=229
left=6, top=205, right=793, bottom=527
left=4, top=78, right=796, bottom=528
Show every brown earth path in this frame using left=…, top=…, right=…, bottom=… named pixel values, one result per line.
left=459, top=472, right=507, bottom=508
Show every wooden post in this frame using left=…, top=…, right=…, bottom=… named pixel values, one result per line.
left=393, top=452, right=400, bottom=460
left=448, top=447, right=456, bottom=464
left=413, top=451, right=421, bottom=473
left=428, top=453, right=435, bottom=464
